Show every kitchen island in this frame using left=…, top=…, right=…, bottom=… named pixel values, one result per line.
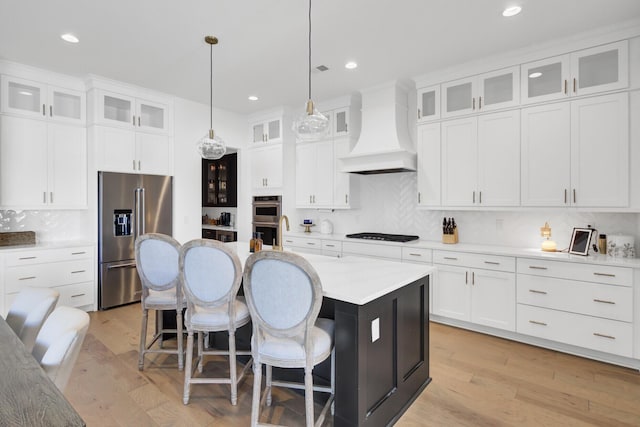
left=230, top=243, right=435, bottom=427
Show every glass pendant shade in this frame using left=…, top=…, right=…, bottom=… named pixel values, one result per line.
left=197, top=129, right=226, bottom=160
left=293, top=99, right=330, bottom=141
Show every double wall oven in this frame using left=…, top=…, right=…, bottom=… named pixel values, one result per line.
left=252, top=195, right=281, bottom=247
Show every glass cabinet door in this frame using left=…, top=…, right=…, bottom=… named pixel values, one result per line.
left=478, top=66, right=519, bottom=111
left=521, top=55, right=570, bottom=104
left=442, top=77, right=474, bottom=118
left=100, top=92, right=135, bottom=127
left=49, top=86, right=85, bottom=124
left=1, top=76, right=46, bottom=119
left=417, top=86, right=440, bottom=122
left=137, top=99, right=167, bottom=132
left=572, top=40, right=628, bottom=96
left=266, top=118, right=281, bottom=142
left=252, top=123, right=265, bottom=143
left=334, top=108, right=349, bottom=136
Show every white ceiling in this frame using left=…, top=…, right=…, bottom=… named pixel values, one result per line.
left=1, top=0, right=640, bottom=115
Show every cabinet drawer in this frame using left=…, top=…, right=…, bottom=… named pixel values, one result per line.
left=57, top=282, right=95, bottom=308
left=517, top=258, right=632, bottom=286
left=517, top=274, right=632, bottom=322
left=517, top=304, right=632, bottom=358
left=401, top=247, right=432, bottom=264
left=321, top=240, right=342, bottom=252
left=4, top=246, right=93, bottom=266
left=6, top=259, right=94, bottom=293
left=434, top=250, right=515, bottom=272
left=342, top=241, right=402, bottom=260
left=283, top=236, right=321, bottom=250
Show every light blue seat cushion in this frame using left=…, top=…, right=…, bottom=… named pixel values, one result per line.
left=258, top=318, right=334, bottom=366
left=188, top=298, right=250, bottom=331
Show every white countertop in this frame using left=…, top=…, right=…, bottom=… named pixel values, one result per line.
left=202, top=224, right=237, bottom=232
left=0, top=240, right=94, bottom=252
left=227, top=242, right=435, bottom=305
left=284, top=231, right=640, bottom=268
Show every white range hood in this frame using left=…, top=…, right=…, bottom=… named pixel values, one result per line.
left=341, top=81, right=416, bottom=174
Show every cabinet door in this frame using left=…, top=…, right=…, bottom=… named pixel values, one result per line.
left=471, top=269, right=515, bottom=331
left=520, top=55, right=571, bottom=104
left=314, top=140, right=334, bottom=206
left=571, top=40, right=628, bottom=96
left=521, top=103, right=571, bottom=206
left=136, top=133, right=171, bottom=175
left=1, top=76, right=47, bottom=119
left=295, top=143, right=316, bottom=207
left=417, top=86, right=440, bottom=123
left=251, top=144, right=283, bottom=190
left=136, top=99, right=168, bottom=133
left=252, top=122, right=265, bottom=143
left=48, top=86, right=85, bottom=124
left=266, top=118, right=282, bottom=142
left=47, top=124, right=87, bottom=207
left=432, top=265, right=470, bottom=321
left=97, top=91, right=135, bottom=128
left=441, top=118, right=477, bottom=206
left=95, top=126, right=136, bottom=173
left=334, top=108, right=350, bottom=136
left=571, top=93, right=628, bottom=207
left=478, top=66, right=520, bottom=112
left=442, top=76, right=475, bottom=118
left=0, top=116, right=47, bottom=207
left=333, top=137, right=353, bottom=208
left=477, top=110, right=520, bottom=206
left=417, top=123, right=440, bottom=206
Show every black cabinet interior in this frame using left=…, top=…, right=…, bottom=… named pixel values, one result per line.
left=202, top=153, right=237, bottom=207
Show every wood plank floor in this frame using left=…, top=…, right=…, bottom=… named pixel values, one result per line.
left=64, top=303, right=640, bottom=426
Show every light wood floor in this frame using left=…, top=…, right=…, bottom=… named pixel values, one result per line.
left=64, top=303, right=640, bottom=426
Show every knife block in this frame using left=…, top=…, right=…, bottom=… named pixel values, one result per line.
left=442, top=228, right=458, bottom=244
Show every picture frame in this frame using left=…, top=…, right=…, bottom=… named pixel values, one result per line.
left=569, top=227, right=594, bottom=256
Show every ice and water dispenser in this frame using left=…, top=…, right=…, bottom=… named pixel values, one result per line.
left=114, top=209, right=132, bottom=236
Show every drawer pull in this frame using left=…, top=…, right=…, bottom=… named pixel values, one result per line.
left=71, top=251, right=86, bottom=255
left=529, top=320, right=547, bottom=326
left=529, top=289, right=547, bottom=295
left=71, top=270, right=86, bottom=274
left=528, top=266, right=547, bottom=270
left=593, top=299, right=615, bottom=305
left=19, top=276, right=37, bottom=281
left=71, top=293, right=86, bottom=298
left=18, top=256, right=37, bottom=260
left=325, top=244, right=335, bottom=248
left=593, top=333, right=615, bottom=340
left=285, top=240, right=293, bottom=243
left=443, top=257, right=458, bottom=261
left=306, top=242, right=316, bottom=246
left=484, top=261, right=500, bottom=265
left=409, top=253, right=422, bottom=257
left=593, top=272, right=615, bottom=278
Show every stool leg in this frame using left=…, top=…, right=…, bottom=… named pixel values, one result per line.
left=157, top=310, right=164, bottom=348
left=229, top=330, right=238, bottom=405
left=183, top=330, right=194, bottom=405
left=197, top=331, right=204, bottom=373
left=304, top=366, right=314, bottom=427
left=138, top=308, right=148, bottom=371
left=176, top=309, right=184, bottom=370
left=251, top=360, right=262, bottom=427
left=265, top=365, right=272, bottom=406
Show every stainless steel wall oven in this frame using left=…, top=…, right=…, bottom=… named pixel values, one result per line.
left=252, top=195, right=281, bottom=246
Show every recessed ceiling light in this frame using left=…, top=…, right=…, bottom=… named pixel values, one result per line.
left=60, top=33, right=79, bottom=43
left=529, top=72, right=542, bottom=79
left=248, top=95, right=259, bottom=101
left=502, top=6, right=522, bottom=17
left=345, top=61, right=358, bottom=70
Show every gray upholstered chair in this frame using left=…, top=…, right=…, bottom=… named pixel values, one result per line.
left=243, top=250, right=335, bottom=427
left=135, top=233, right=185, bottom=371
left=32, top=306, right=90, bottom=392
left=6, top=287, right=60, bottom=353
left=180, top=239, right=252, bottom=405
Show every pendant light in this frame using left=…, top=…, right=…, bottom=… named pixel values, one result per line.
left=197, top=36, right=226, bottom=160
left=292, top=0, right=329, bottom=141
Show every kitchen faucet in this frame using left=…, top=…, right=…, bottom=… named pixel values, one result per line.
left=273, top=214, right=290, bottom=251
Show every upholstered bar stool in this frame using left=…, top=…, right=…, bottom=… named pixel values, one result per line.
left=6, top=287, right=60, bottom=353
left=180, top=239, right=251, bottom=405
left=243, top=250, right=335, bottom=427
left=135, top=233, right=186, bottom=371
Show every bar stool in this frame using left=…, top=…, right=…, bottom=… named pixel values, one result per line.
left=6, top=287, right=60, bottom=353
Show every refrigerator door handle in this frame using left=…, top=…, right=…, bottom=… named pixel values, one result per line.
left=107, top=262, right=137, bottom=270
left=135, top=188, right=142, bottom=239
left=140, top=187, right=146, bottom=235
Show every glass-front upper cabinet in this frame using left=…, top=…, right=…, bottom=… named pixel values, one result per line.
left=442, top=67, right=519, bottom=118
left=137, top=99, right=168, bottom=133
left=417, top=85, right=440, bottom=123
left=1, top=75, right=85, bottom=124
left=96, top=90, right=169, bottom=133
left=521, top=40, right=628, bottom=104
left=251, top=117, right=282, bottom=144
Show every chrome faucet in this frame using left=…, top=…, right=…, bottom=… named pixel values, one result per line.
left=273, top=214, right=290, bottom=251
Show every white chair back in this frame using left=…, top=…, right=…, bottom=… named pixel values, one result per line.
left=135, top=233, right=181, bottom=294
left=6, top=287, right=60, bottom=353
left=32, top=306, right=90, bottom=391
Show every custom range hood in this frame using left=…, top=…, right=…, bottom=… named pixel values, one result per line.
left=341, top=80, right=416, bottom=174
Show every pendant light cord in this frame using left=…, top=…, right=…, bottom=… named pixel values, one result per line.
left=210, top=41, right=213, bottom=130
left=308, top=0, right=312, bottom=101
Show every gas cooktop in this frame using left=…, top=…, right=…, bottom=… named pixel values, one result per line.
left=345, top=233, right=419, bottom=243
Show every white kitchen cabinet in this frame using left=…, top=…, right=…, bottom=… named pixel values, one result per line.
left=442, top=66, right=519, bottom=118
left=341, top=241, right=402, bottom=261
left=332, top=137, right=356, bottom=208
left=251, top=143, right=283, bottom=192
left=442, top=110, right=520, bottom=207
left=1, top=75, right=85, bottom=124
left=417, top=85, right=440, bottom=123
left=521, top=40, right=628, bottom=104
left=0, top=115, right=87, bottom=208
left=416, top=123, right=440, bottom=207
left=433, top=250, right=516, bottom=332
left=94, top=89, right=169, bottom=133
left=295, top=140, right=333, bottom=208
left=521, top=93, right=628, bottom=207
left=94, top=126, right=171, bottom=175
left=321, top=107, right=351, bottom=137
left=251, top=117, right=282, bottom=144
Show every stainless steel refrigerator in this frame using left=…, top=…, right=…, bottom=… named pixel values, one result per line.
left=98, top=172, right=173, bottom=309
